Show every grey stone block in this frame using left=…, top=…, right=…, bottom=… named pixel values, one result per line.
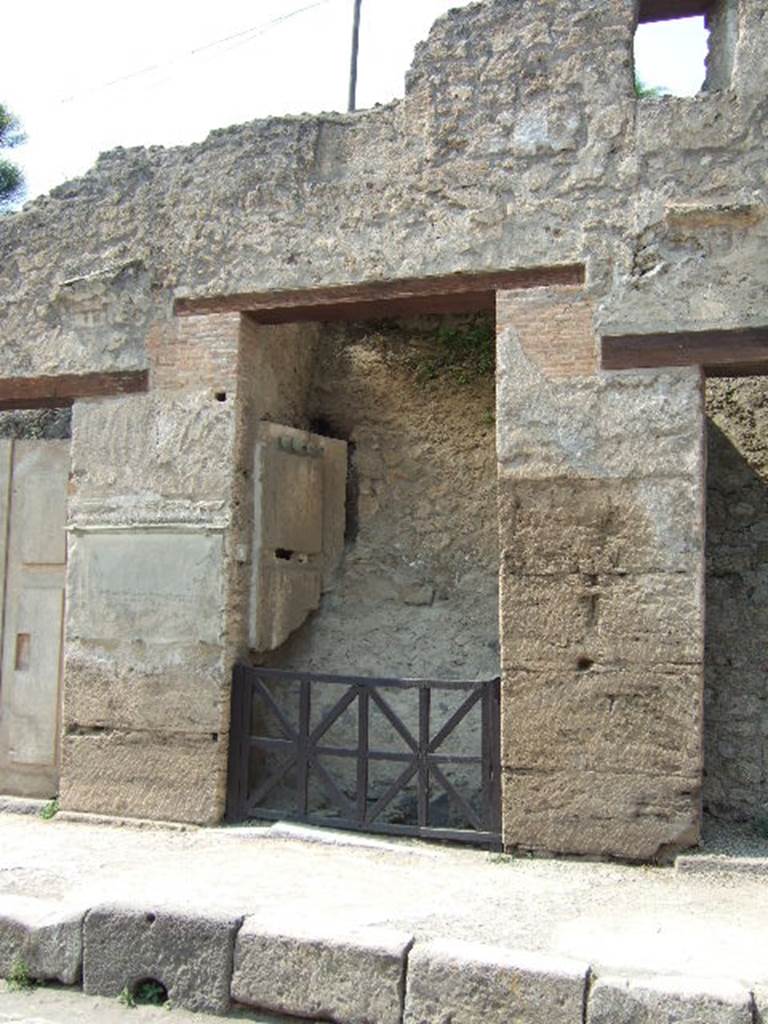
left=403, top=938, right=588, bottom=1024
left=587, top=974, right=754, bottom=1024
left=82, top=903, right=242, bottom=1014
left=0, top=896, right=84, bottom=985
left=232, top=917, right=413, bottom=1024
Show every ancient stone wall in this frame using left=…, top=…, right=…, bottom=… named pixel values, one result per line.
left=60, top=315, right=246, bottom=823
left=263, top=317, right=499, bottom=682
left=0, top=0, right=765, bottom=853
left=2, top=0, right=765, bottom=383
left=705, top=377, right=768, bottom=824
left=497, top=287, right=705, bottom=861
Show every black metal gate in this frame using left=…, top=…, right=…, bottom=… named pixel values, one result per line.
left=226, top=666, right=501, bottom=848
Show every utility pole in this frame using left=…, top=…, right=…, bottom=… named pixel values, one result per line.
left=347, top=0, right=362, bottom=112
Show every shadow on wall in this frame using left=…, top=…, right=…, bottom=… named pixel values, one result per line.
left=704, top=387, right=768, bottom=827
left=0, top=408, right=72, bottom=440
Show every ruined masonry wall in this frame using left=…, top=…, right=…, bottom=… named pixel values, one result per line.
left=497, top=288, right=705, bottom=860
left=0, top=0, right=765, bottom=849
left=0, top=410, right=71, bottom=440
left=1, top=0, right=766, bottom=385
left=705, top=378, right=768, bottom=825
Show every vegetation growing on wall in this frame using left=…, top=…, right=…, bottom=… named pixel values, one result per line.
left=408, top=314, right=495, bottom=385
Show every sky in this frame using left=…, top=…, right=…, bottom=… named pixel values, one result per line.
left=3, top=1, right=708, bottom=205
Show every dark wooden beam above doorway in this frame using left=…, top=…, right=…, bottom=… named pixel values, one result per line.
left=173, top=265, right=585, bottom=324
left=0, top=369, right=148, bottom=411
left=601, top=325, right=768, bottom=377
left=638, top=0, right=711, bottom=23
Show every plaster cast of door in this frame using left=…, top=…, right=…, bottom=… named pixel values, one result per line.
left=0, top=440, right=69, bottom=798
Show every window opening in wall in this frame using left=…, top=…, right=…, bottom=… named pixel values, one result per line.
left=634, top=13, right=710, bottom=97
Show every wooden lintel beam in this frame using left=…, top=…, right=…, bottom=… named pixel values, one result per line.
left=173, top=265, right=585, bottom=321
left=244, top=289, right=498, bottom=325
left=601, top=326, right=768, bottom=376
left=638, top=0, right=711, bottom=23
left=0, top=370, right=148, bottom=412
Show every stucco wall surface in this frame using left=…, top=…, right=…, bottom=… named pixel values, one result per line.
left=60, top=377, right=242, bottom=823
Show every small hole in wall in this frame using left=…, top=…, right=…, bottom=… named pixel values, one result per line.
left=576, top=657, right=594, bottom=672
left=634, top=12, right=709, bottom=97
left=131, top=978, right=168, bottom=1007
left=214, top=391, right=227, bottom=402
left=310, top=415, right=333, bottom=436
left=275, top=549, right=294, bottom=561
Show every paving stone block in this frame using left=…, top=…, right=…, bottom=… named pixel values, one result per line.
left=82, top=903, right=242, bottom=1014
left=232, top=917, right=413, bottom=1024
left=0, top=896, right=83, bottom=985
left=403, top=938, right=587, bottom=1024
left=587, top=973, right=754, bottom=1024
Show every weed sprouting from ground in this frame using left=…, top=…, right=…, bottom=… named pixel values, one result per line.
left=487, top=851, right=516, bottom=865
left=39, top=797, right=59, bottom=821
left=117, top=986, right=136, bottom=1008
left=7, top=957, right=36, bottom=992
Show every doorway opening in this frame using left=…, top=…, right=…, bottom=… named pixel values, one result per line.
left=704, top=376, right=768, bottom=834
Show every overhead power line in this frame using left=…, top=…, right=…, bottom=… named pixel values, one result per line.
left=61, top=0, right=334, bottom=105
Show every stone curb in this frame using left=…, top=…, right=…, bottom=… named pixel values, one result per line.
left=676, top=854, right=768, bottom=877
left=587, top=972, right=755, bottom=1024
left=82, top=903, right=243, bottom=1014
left=56, top=810, right=197, bottom=833
left=1, top=893, right=768, bottom=1024
left=0, top=796, right=48, bottom=817
left=0, top=896, right=84, bottom=985
left=404, top=938, right=588, bottom=1024
left=232, top=918, right=413, bottom=1024
left=0, top=795, right=198, bottom=833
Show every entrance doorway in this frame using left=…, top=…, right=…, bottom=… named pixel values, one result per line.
left=0, top=440, right=69, bottom=798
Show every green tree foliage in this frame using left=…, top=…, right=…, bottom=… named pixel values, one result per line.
left=634, top=75, right=668, bottom=98
left=0, top=103, right=25, bottom=210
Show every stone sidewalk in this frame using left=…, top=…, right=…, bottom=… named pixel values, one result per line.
left=1, top=801, right=767, bottom=1023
